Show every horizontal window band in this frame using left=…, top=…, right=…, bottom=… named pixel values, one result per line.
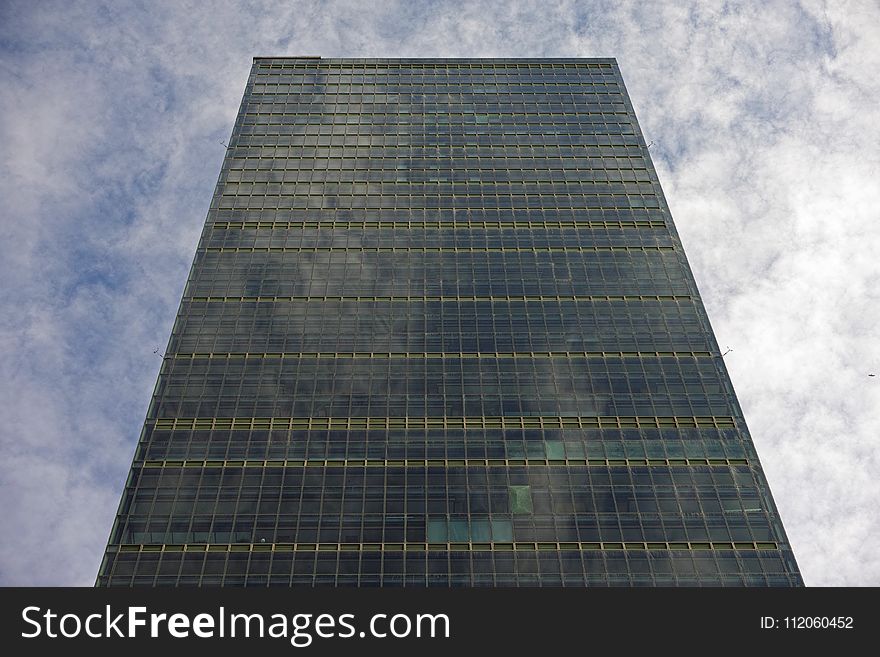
left=221, top=177, right=657, bottom=182
left=233, top=134, right=636, bottom=141
left=216, top=191, right=650, bottom=196
left=240, top=110, right=629, bottom=115
left=250, top=77, right=621, bottom=82
left=250, top=81, right=622, bottom=87
left=243, top=106, right=626, bottom=114
left=239, top=113, right=633, bottom=120
left=170, top=350, right=715, bottom=360
left=199, top=245, right=675, bottom=253
left=232, top=108, right=639, bottom=120
left=225, top=147, right=639, bottom=154
left=184, top=295, right=695, bottom=303
left=137, top=457, right=749, bottom=469
left=215, top=187, right=657, bottom=192
left=220, top=179, right=652, bottom=186
left=150, top=416, right=737, bottom=431
left=113, top=540, right=779, bottom=554
left=214, top=201, right=657, bottom=209
left=210, top=220, right=668, bottom=230
left=253, top=60, right=616, bottom=67
left=241, top=106, right=628, bottom=112
left=240, top=123, right=635, bottom=131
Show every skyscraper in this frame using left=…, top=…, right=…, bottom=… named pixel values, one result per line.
left=97, top=57, right=802, bottom=587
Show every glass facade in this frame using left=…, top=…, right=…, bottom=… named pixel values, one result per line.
left=97, top=57, right=802, bottom=586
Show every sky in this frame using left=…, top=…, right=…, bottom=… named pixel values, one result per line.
left=0, top=0, right=878, bottom=587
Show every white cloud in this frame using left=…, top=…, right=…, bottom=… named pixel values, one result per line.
left=1, top=0, right=877, bottom=585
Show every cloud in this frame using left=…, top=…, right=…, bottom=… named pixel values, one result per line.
left=0, top=0, right=877, bottom=585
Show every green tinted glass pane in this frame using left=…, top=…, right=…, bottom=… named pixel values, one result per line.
left=510, top=486, right=533, bottom=514
left=427, top=519, right=447, bottom=542
left=491, top=519, right=513, bottom=542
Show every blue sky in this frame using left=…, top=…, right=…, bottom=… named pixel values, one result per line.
left=1, top=0, right=878, bottom=586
